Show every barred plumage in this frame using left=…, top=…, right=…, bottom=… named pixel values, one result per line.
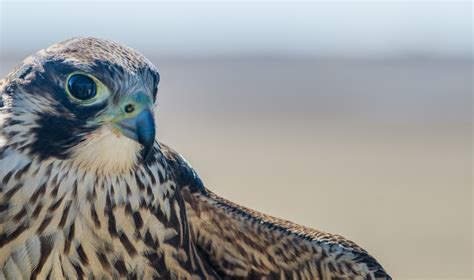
left=0, top=37, right=390, bottom=279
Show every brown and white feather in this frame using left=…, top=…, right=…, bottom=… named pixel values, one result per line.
left=0, top=37, right=390, bottom=280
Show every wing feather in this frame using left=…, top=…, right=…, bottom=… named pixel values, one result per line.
left=161, top=144, right=391, bottom=279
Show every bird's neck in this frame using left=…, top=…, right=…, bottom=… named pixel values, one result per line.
left=0, top=145, right=171, bottom=211
left=0, top=147, right=216, bottom=278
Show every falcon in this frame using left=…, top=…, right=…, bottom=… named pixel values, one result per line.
left=0, top=37, right=391, bottom=279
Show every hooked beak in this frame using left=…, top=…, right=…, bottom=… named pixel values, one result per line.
left=116, top=108, right=156, bottom=160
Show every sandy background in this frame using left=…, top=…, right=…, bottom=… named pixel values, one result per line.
left=1, top=55, right=471, bottom=279
left=156, top=57, right=473, bottom=280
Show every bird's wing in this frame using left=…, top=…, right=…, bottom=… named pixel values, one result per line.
left=161, top=144, right=391, bottom=279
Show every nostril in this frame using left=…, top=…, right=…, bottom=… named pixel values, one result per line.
left=124, top=103, right=135, bottom=113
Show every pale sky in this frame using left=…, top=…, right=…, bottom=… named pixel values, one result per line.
left=0, top=1, right=472, bottom=57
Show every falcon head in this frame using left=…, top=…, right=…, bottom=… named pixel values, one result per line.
left=0, top=37, right=160, bottom=174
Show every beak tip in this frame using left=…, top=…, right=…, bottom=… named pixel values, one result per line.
left=117, top=108, right=156, bottom=162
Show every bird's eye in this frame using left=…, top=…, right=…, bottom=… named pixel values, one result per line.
left=67, top=74, right=97, bottom=100
left=65, top=72, right=109, bottom=105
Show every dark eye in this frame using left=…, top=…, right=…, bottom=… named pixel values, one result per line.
left=67, top=74, right=97, bottom=100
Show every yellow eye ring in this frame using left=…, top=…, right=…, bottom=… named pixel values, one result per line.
left=65, top=72, right=109, bottom=105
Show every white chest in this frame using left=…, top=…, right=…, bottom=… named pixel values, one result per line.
left=0, top=151, right=179, bottom=279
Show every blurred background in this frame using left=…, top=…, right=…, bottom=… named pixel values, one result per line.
left=1, top=0, right=472, bottom=279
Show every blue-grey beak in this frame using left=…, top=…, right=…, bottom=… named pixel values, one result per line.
left=117, top=108, right=156, bottom=160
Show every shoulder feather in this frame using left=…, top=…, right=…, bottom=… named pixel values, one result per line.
left=160, top=143, right=391, bottom=279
